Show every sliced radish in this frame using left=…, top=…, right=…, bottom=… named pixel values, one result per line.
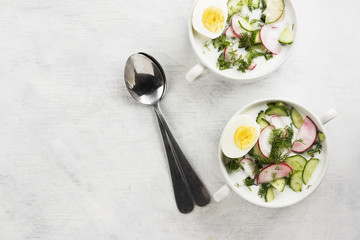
left=224, top=47, right=230, bottom=61
left=224, top=47, right=240, bottom=62
left=270, top=116, right=286, bottom=129
left=248, top=63, right=257, bottom=71
left=291, top=116, right=318, bottom=153
left=258, top=125, right=275, bottom=158
left=240, top=158, right=255, bottom=179
left=231, top=14, right=246, bottom=37
left=256, top=163, right=293, bottom=185
left=225, top=26, right=236, bottom=38
left=271, top=11, right=285, bottom=28
left=260, top=24, right=282, bottom=55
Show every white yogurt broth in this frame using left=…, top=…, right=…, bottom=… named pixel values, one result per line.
left=220, top=101, right=327, bottom=206
left=192, top=1, right=296, bottom=80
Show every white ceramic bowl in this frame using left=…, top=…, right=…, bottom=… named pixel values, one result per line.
left=213, top=98, right=337, bottom=208
left=186, top=0, right=297, bottom=83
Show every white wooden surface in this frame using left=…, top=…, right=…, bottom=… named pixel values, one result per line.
left=0, top=0, right=359, bottom=239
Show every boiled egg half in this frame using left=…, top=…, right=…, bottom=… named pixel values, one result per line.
left=192, top=0, right=228, bottom=39
left=221, top=114, right=261, bottom=158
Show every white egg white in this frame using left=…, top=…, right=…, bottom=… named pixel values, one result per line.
left=220, top=114, right=261, bottom=158
left=192, top=0, right=228, bottom=39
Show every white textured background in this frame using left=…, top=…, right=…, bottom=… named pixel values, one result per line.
left=0, top=0, right=359, bottom=239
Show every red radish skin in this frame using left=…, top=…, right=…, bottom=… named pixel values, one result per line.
left=231, top=14, right=246, bottom=38
left=256, top=163, right=293, bottom=185
left=240, top=158, right=255, bottom=179
left=291, top=116, right=318, bottom=153
left=258, top=125, right=275, bottom=159
left=248, top=63, right=257, bottom=71
left=260, top=25, right=282, bottom=55
left=225, top=26, right=236, bottom=38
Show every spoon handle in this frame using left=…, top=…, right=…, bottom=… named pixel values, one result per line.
left=154, top=104, right=211, bottom=207
left=155, top=110, right=194, bottom=213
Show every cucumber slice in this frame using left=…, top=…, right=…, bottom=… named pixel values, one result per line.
left=238, top=16, right=257, bottom=32
left=284, top=155, right=307, bottom=171
left=278, top=24, right=294, bottom=44
left=256, top=111, right=270, bottom=130
left=249, top=142, right=269, bottom=163
left=253, top=30, right=261, bottom=44
left=270, top=178, right=285, bottom=192
left=265, top=187, right=274, bottom=202
left=290, top=170, right=303, bottom=192
left=267, top=101, right=286, bottom=108
left=258, top=118, right=270, bottom=130
left=317, top=131, right=326, bottom=142
left=256, top=110, right=267, bottom=122
left=290, top=107, right=303, bottom=129
left=264, top=0, right=284, bottom=24
left=303, top=158, right=319, bottom=184
left=265, top=106, right=288, bottom=116
left=227, top=0, right=245, bottom=16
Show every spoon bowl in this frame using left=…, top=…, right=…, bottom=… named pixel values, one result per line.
left=124, top=53, right=165, bottom=106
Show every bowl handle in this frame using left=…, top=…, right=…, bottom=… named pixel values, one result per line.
left=186, top=63, right=207, bottom=82
left=320, top=108, right=337, bottom=125
left=213, top=184, right=231, bottom=202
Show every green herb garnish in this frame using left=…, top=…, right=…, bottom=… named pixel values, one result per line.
left=307, top=142, right=322, bottom=156
left=226, top=157, right=244, bottom=172
left=235, top=57, right=249, bottom=73
left=264, top=51, right=273, bottom=60
left=260, top=0, right=267, bottom=11
left=258, top=183, right=271, bottom=198
left=203, top=41, right=211, bottom=51
left=260, top=14, right=266, bottom=23
left=216, top=53, right=232, bottom=70
left=268, top=126, right=294, bottom=162
left=212, top=35, right=230, bottom=51
left=238, top=32, right=253, bottom=49
left=243, top=176, right=255, bottom=186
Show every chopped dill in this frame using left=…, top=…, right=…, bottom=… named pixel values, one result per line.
left=217, top=53, right=232, bottom=70
left=212, top=35, right=230, bottom=51
left=235, top=57, right=249, bottom=73
left=264, top=51, right=273, bottom=60
left=226, top=157, right=244, bottom=172
left=238, top=32, right=253, bottom=49
left=203, top=41, right=211, bottom=51
left=271, top=172, right=277, bottom=180
left=243, top=177, right=255, bottom=186
left=268, top=126, right=294, bottom=163
left=307, top=142, right=322, bottom=156
left=229, top=49, right=238, bottom=61
left=258, top=183, right=271, bottom=199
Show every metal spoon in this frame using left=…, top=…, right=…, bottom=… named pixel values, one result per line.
left=124, top=53, right=210, bottom=212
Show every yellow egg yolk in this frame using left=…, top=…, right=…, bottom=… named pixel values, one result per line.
left=202, top=7, right=225, bottom=33
left=234, top=125, right=257, bottom=150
